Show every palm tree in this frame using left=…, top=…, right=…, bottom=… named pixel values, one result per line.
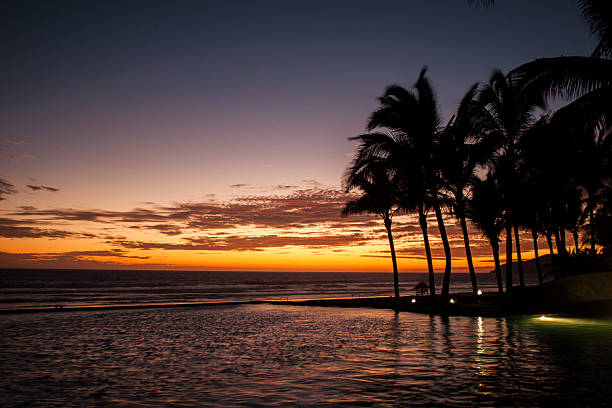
left=478, top=70, right=545, bottom=293
left=343, top=161, right=401, bottom=299
left=366, top=68, right=454, bottom=298
left=467, top=174, right=505, bottom=293
left=439, top=84, right=487, bottom=295
left=350, top=131, right=438, bottom=296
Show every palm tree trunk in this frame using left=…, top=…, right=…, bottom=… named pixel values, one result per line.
left=560, top=227, right=567, bottom=254
left=514, top=225, right=524, bottom=287
left=546, top=233, right=558, bottom=279
left=531, top=229, right=543, bottom=285
left=435, top=203, right=452, bottom=298
left=491, top=238, right=503, bottom=294
left=384, top=217, right=400, bottom=300
left=572, top=229, right=580, bottom=254
left=547, top=233, right=554, bottom=255
left=590, top=207, right=596, bottom=255
left=418, top=208, right=435, bottom=297
left=554, top=229, right=565, bottom=256
left=459, top=210, right=478, bottom=295
left=505, top=225, right=513, bottom=294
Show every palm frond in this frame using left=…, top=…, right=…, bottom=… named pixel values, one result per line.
left=579, top=0, right=612, bottom=57
left=511, top=56, right=612, bottom=101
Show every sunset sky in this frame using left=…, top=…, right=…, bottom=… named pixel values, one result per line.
left=0, top=0, right=595, bottom=271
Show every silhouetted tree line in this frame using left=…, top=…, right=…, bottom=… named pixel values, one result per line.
left=343, top=0, right=612, bottom=299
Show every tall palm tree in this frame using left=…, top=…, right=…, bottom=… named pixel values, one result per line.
left=349, top=131, right=437, bottom=296
left=439, top=84, right=488, bottom=295
left=366, top=68, right=454, bottom=297
left=467, top=174, right=505, bottom=293
left=343, top=162, right=401, bottom=299
left=478, top=70, right=545, bottom=293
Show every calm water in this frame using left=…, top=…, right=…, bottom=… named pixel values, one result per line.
left=1, top=304, right=611, bottom=407
left=0, top=269, right=536, bottom=310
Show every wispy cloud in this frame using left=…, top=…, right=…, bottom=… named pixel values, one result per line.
left=8, top=152, right=35, bottom=161
left=0, top=217, right=97, bottom=239
left=0, top=178, right=17, bottom=200
left=27, top=184, right=60, bottom=192
left=0, top=250, right=155, bottom=269
left=5, top=139, right=26, bottom=145
left=109, top=232, right=367, bottom=252
left=13, top=187, right=365, bottom=230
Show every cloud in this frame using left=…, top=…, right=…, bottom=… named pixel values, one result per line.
left=13, top=187, right=366, bottom=231
left=9, top=152, right=35, bottom=161
left=4, top=183, right=509, bottom=257
left=109, top=232, right=368, bottom=252
left=302, top=179, right=323, bottom=187
left=14, top=207, right=168, bottom=223
left=27, top=184, right=60, bottom=192
left=0, top=250, right=155, bottom=269
left=6, top=139, right=25, bottom=145
left=230, top=183, right=248, bottom=188
left=0, top=178, right=17, bottom=200
left=129, top=224, right=182, bottom=236
left=0, top=217, right=97, bottom=239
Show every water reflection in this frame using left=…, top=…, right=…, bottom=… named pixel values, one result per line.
left=0, top=305, right=611, bottom=407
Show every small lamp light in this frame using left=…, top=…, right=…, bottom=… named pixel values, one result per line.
left=411, top=298, right=416, bottom=303
left=449, top=298, right=455, bottom=304
left=477, top=289, right=483, bottom=296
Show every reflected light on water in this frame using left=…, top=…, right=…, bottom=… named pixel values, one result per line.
left=534, top=315, right=610, bottom=326
left=473, top=316, right=487, bottom=377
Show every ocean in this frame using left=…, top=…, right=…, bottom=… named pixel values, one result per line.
left=0, top=269, right=533, bottom=310
left=1, top=269, right=609, bottom=407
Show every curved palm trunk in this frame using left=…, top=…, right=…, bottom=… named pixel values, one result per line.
left=458, top=209, right=478, bottom=295
left=514, top=225, right=525, bottom=287
left=531, top=229, right=543, bottom=285
left=418, top=208, right=436, bottom=297
left=384, top=217, right=400, bottom=300
left=505, top=225, right=513, bottom=294
left=491, top=238, right=503, bottom=294
left=434, top=203, right=452, bottom=298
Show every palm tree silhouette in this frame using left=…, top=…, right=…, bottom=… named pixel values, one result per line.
left=467, top=174, right=505, bottom=293
left=366, top=68, right=454, bottom=298
left=343, top=161, right=402, bottom=300
left=439, top=84, right=488, bottom=295
left=349, top=131, right=438, bottom=296
left=478, top=70, right=545, bottom=293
